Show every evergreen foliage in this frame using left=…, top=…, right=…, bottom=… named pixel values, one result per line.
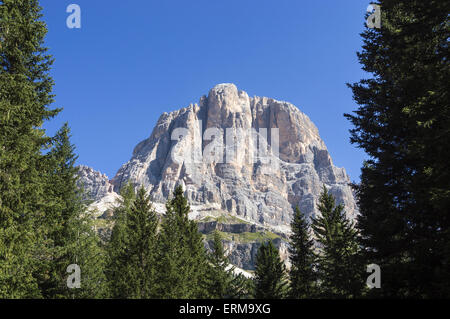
left=288, top=206, right=316, bottom=298
left=125, top=187, right=158, bottom=298
left=311, top=186, right=363, bottom=298
left=39, top=124, right=107, bottom=298
left=254, top=241, right=287, bottom=299
left=228, top=273, right=254, bottom=299
left=154, top=185, right=210, bottom=298
left=207, top=230, right=235, bottom=298
left=106, top=183, right=136, bottom=298
left=0, top=0, right=59, bottom=298
left=346, top=0, right=450, bottom=297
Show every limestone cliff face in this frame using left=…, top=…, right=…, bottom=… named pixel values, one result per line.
left=110, top=83, right=357, bottom=230
left=77, top=165, right=119, bottom=217
left=77, top=165, right=115, bottom=201
left=199, top=220, right=290, bottom=270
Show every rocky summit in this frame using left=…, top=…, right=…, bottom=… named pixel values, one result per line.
left=78, top=83, right=358, bottom=271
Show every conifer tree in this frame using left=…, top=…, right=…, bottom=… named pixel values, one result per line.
left=0, top=0, right=59, bottom=298
left=254, top=241, right=287, bottom=299
left=207, top=230, right=235, bottom=298
left=228, top=273, right=254, bottom=299
left=207, top=230, right=256, bottom=299
left=36, top=123, right=82, bottom=297
left=38, top=124, right=108, bottom=298
left=125, top=187, right=158, bottom=298
left=345, top=0, right=450, bottom=298
left=311, top=186, right=362, bottom=298
left=106, top=183, right=136, bottom=298
left=155, top=185, right=210, bottom=298
left=289, top=206, right=316, bottom=298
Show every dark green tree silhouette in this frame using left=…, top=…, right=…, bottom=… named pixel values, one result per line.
left=39, top=124, right=107, bottom=298
left=207, top=230, right=235, bottom=298
left=254, top=241, right=287, bottom=299
left=107, top=184, right=160, bottom=299
left=125, top=187, right=159, bottom=298
left=154, top=185, right=210, bottom=298
left=345, top=0, right=450, bottom=297
left=289, top=206, right=316, bottom=298
left=0, top=0, right=60, bottom=298
left=228, top=273, right=254, bottom=299
left=311, top=186, right=363, bottom=298
left=106, top=183, right=136, bottom=298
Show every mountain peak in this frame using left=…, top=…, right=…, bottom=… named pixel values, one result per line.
left=209, top=83, right=238, bottom=93
left=79, top=84, right=358, bottom=271
left=109, top=85, right=357, bottom=229
left=206, top=83, right=251, bottom=125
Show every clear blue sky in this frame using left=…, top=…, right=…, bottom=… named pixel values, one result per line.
left=41, top=0, right=370, bottom=182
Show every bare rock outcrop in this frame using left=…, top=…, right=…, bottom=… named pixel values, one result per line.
left=110, top=83, right=357, bottom=230
left=77, top=84, right=358, bottom=270
left=77, top=165, right=115, bottom=201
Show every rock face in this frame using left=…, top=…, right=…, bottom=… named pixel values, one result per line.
left=110, top=83, right=357, bottom=230
left=77, top=83, right=358, bottom=270
left=199, top=220, right=290, bottom=270
left=205, top=240, right=288, bottom=271
left=77, top=165, right=120, bottom=217
left=77, top=165, right=115, bottom=201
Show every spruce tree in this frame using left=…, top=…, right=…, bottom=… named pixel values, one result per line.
left=37, top=122, right=82, bottom=297
left=106, top=183, right=136, bottom=298
left=311, top=186, right=362, bottom=298
left=38, top=124, right=108, bottom=298
left=65, top=213, right=108, bottom=299
left=0, top=0, right=59, bottom=298
left=125, top=187, right=158, bottom=298
left=155, top=185, right=210, bottom=298
left=207, top=230, right=234, bottom=298
left=228, top=273, right=254, bottom=299
left=289, top=206, right=316, bottom=298
left=254, top=241, right=287, bottom=299
left=345, top=0, right=450, bottom=297
left=207, top=230, right=256, bottom=299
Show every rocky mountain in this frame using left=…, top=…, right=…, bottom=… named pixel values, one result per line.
left=76, top=165, right=119, bottom=217
left=77, top=165, right=114, bottom=201
left=78, top=83, right=358, bottom=271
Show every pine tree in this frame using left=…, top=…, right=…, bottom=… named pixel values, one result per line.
left=207, top=230, right=235, bottom=298
left=311, top=186, right=362, bottom=298
left=254, top=241, right=287, bottom=299
left=154, top=185, right=210, bottom=298
left=289, top=206, right=316, bottom=298
left=38, top=124, right=107, bottom=298
left=345, top=0, right=450, bottom=297
left=228, top=273, right=254, bottom=299
left=36, top=123, right=81, bottom=297
left=0, top=0, right=59, bottom=298
left=207, top=230, right=256, bottom=299
left=106, top=183, right=136, bottom=298
left=125, top=187, right=158, bottom=298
